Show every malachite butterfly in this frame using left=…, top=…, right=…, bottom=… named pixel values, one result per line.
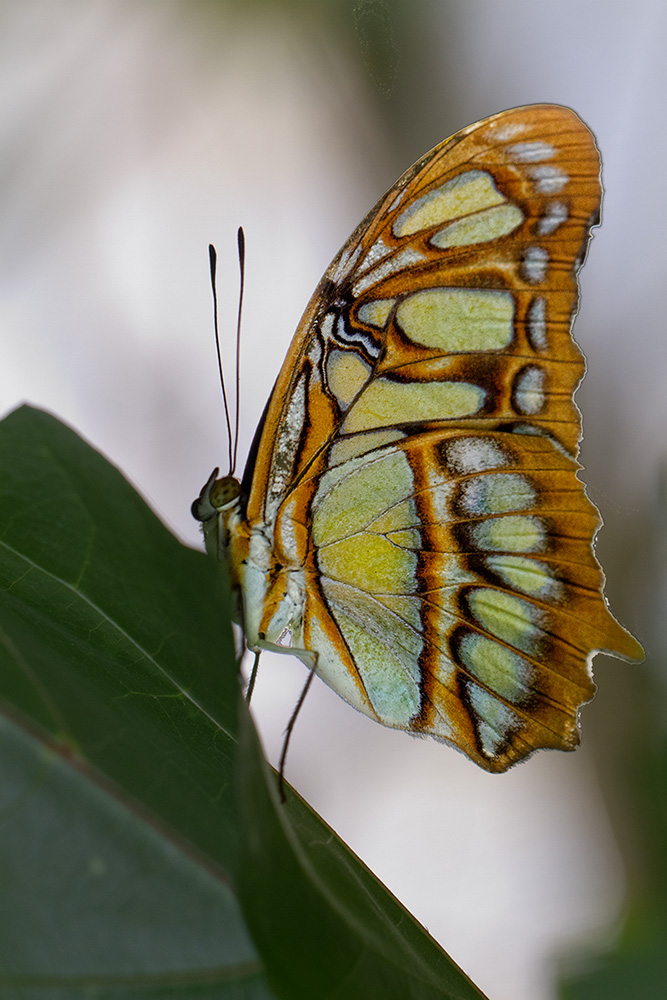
left=193, top=104, right=643, bottom=772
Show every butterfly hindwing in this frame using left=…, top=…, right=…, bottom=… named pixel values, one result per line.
left=284, top=426, right=635, bottom=769
left=201, top=104, right=643, bottom=772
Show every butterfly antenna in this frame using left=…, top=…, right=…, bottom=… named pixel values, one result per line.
left=209, top=243, right=234, bottom=475
left=278, top=668, right=316, bottom=803
left=232, top=227, right=245, bottom=476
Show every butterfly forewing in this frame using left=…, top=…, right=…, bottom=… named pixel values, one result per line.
left=236, top=104, right=642, bottom=771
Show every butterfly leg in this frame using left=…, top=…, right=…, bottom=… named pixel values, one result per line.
left=244, top=632, right=319, bottom=800
left=278, top=668, right=316, bottom=803
left=245, top=649, right=261, bottom=703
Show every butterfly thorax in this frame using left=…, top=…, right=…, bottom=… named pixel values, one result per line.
left=192, top=468, right=307, bottom=655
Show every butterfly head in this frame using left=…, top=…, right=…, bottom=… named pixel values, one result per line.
left=192, top=467, right=243, bottom=563
left=192, top=467, right=241, bottom=518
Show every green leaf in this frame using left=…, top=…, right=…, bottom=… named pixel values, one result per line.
left=0, top=405, right=268, bottom=997
left=0, top=405, right=241, bottom=867
left=236, top=697, right=487, bottom=1000
left=0, top=712, right=270, bottom=999
left=0, top=405, right=488, bottom=1000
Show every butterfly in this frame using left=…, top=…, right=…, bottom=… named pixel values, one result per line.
left=193, top=104, right=643, bottom=773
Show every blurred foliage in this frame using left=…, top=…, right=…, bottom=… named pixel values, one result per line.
left=558, top=479, right=667, bottom=997
left=189, top=0, right=460, bottom=157
left=558, top=720, right=667, bottom=998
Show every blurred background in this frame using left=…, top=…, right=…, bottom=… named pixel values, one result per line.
left=2, top=1, right=665, bottom=998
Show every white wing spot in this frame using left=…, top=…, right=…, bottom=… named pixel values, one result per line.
left=489, top=121, right=528, bottom=142
left=513, top=365, right=546, bottom=414
left=320, top=312, right=335, bottom=340
left=505, top=141, right=556, bottom=163
left=537, top=201, right=568, bottom=235
left=527, top=297, right=547, bottom=351
left=528, top=165, right=568, bottom=194
left=443, top=436, right=510, bottom=475
left=355, top=237, right=393, bottom=275
left=521, top=246, right=548, bottom=284
left=352, top=246, right=427, bottom=296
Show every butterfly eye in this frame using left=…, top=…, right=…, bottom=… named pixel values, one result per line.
left=211, top=477, right=241, bottom=510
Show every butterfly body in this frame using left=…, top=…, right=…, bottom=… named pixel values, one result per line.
left=194, top=105, right=643, bottom=772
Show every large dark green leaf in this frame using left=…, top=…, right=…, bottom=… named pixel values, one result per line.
left=0, top=406, right=488, bottom=1000
left=236, top=700, right=487, bottom=1000
left=0, top=405, right=267, bottom=997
